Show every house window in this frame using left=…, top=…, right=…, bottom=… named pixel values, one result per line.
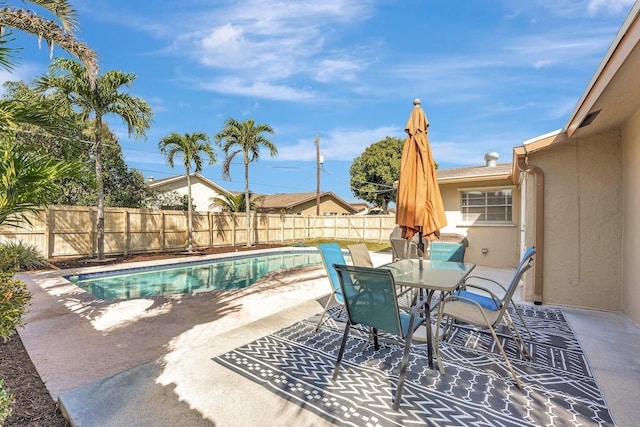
left=461, top=189, right=512, bottom=222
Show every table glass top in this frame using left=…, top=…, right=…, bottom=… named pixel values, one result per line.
left=380, top=259, right=476, bottom=291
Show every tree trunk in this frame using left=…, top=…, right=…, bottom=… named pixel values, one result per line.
left=95, top=117, right=105, bottom=260
left=186, top=170, right=193, bottom=252
left=244, top=155, right=251, bottom=247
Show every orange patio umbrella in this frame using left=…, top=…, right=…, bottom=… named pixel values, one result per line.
left=395, top=98, right=447, bottom=258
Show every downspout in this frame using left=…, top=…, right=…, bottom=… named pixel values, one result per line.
left=517, top=155, right=544, bottom=305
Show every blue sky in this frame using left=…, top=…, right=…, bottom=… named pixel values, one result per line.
left=2, top=0, right=636, bottom=204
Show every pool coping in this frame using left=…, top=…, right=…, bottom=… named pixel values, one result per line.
left=64, top=247, right=325, bottom=300
left=28, top=246, right=325, bottom=305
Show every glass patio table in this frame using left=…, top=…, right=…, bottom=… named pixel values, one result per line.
left=379, top=258, right=476, bottom=367
left=380, top=258, right=476, bottom=296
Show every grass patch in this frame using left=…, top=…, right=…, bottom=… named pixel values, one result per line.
left=296, top=239, right=391, bottom=252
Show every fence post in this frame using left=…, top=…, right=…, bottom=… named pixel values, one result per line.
left=208, top=212, right=213, bottom=248
left=89, top=207, right=95, bottom=258
left=123, top=210, right=129, bottom=256
left=161, top=211, right=166, bottom=252
left=232, top=213, right=236, bottom=246
left=44, top=207, right=52, bottom=258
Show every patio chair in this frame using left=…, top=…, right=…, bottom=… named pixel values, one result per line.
left=332, top=264, right=430, bottom=410
left=390, top=227, right=421, bottom=261
left=429, top=242, right=465, bottom=262
left=390, top=238, right=408, bottom=261
left=435, top=246, right=536, bottom=388
left=315, top=243, right=348, bottom=332
left=455, top=246, right=536, bottom=340
left=347, top=243, right=373, bottom=267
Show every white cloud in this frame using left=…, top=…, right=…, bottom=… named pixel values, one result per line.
left=277, top=125, right=399, bottom=161
left=587, top=0, right=635, bottom=15
left=313, top=57, right=362, bottom=83
left=534, top=59, right=553, bottom=69
left=200, top=23, right=247, bottom=63
left=162, top=1, right=376, bottom=99
left=200, top=77, right=316, bottom=101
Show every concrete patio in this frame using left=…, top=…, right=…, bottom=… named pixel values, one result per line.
left=16, top=249, right=640, bottom=426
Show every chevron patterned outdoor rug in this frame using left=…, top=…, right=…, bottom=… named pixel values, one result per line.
left=213, top=305, right=615, bottom=426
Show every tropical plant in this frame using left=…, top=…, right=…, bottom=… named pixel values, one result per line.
left=1, top=80, right=152, bottom=207
left=147, top=191, right=193, bottom=211
left=0, top=1, right=97, bottom=73
left=35, top=58, right=153, bottom=260
left=0, top=0, right=98, bottom=133
left=209, top=192, right=265, bottom=213
left=0, top=269, right=31, bottom=340
left=52, top=127, right=153, bottom=208
left=214, top=118, right=277, bottom=246
left=349, top=136, right=404, bottom=213
left=0, top=241, right=47, bottom=271
left=0, top=138, right=87, bottom=228
left=0, top=85, right=79, bottom=136
left=158, top=132, right=216, bottom=252
left=0, top=378, right=14, bottom=425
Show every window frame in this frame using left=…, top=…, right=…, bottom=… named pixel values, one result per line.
left=459, top=186, right=514, bottom=224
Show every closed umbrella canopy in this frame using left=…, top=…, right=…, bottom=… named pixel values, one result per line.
left=395, top=98, right=447, bottom=247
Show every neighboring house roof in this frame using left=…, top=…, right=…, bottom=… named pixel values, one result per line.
left=350, top=202, right=371, bottom=212
left=257, top=191, right=357, bottom=213
left=147, top=173, right=230, bottom=195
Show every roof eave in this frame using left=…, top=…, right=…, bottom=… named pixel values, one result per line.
left=438, top=172, right=512, bottom=185
left=564, top=2, right=640, bottom=137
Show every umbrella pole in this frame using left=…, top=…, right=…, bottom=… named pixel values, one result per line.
left=418, top=231, right=424, bottom=270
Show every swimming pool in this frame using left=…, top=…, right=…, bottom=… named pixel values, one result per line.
left=66, top=250, right=332, bottom=300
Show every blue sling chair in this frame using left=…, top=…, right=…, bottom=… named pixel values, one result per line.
left=435, top=246, right=536, bottom=388
left=315, top=243, right=348, bottom=332
left=455, top=246, right=535, bottom=341
left=332, top=264, right=431, bottom=410
left=429, top=242, right=466, bottom=262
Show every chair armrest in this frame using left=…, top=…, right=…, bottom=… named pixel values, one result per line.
left=463, top=276, right=508, bottom=301
left=464, top=275, right=508, bottom=292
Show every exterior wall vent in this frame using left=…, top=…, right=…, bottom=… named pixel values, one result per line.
left=579, top=109, right=601, bottom=128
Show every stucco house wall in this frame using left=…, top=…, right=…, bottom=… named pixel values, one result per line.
left=622, top=109, right=640, bottom=325
left=526, top=129, right=623, bottom=311
left=438, top=178, right=520, bottom=268
left=149, top=175, right=227, bottom=213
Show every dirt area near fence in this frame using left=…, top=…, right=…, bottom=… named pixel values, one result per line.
left=46, top=243, right=291, bottom=270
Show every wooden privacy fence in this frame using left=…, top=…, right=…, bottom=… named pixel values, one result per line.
left=0, top=206, right=398, bottom=259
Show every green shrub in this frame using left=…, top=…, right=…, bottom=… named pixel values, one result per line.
left=0, top=379, right=14, bottom=424
left=0, top=270, right=32, bottom=341
left=0, top=241, right=48, bottom=272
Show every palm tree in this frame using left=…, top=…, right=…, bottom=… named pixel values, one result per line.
left=158, top=132, right=216, bottom=252
left=35, top=58, right=152, bottom=260
left=209, top=192, right=265, bottom=213
left=0, top=1, right=97, bottom=83
left=0, top=138, right=87, bottom=227
left=214, top=118, right=277, bottom=247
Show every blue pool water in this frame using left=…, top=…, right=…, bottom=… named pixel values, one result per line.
left=66, top=250, right=330, bottom=300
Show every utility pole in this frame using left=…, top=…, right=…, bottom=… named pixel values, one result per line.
left=316, top=134, right=321, bottom=216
